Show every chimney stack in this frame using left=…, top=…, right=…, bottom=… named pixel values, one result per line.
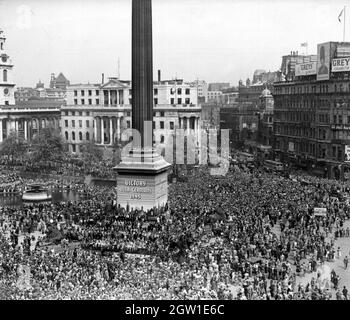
left=102, top=73, right=105, bottom=84
left=158, top=69, right=161, bottom=82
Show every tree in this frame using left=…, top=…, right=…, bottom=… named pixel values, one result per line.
left=0, top=130, right=28, bottom=164
left=30, top=127, right=66, bottom=164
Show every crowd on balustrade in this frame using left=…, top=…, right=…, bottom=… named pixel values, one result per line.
left=0, top=165, right=350, bottom=300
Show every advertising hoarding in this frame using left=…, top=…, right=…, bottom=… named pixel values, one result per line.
left=317, top=42, right=331, bottom=81
left=345, top=145, right=350, bottom=162
left=295, top=61, right=317, bottom=76
left=314, top=208, right=327, bottom=217
left=332, top=57, right=350, bottom=72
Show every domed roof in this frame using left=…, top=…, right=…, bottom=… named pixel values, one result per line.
left=261, top=88, right=272, bottom=97
left=254, top=69, right=267, bottom=76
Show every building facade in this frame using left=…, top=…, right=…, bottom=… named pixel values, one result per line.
left=273, top=42, right=350, bottom=179
left=0, top=29, right=61, bottom=143
left=61, top=78, right=201, bottom=155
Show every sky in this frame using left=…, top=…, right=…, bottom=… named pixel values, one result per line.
left=0, top=0, right=348, bottom=87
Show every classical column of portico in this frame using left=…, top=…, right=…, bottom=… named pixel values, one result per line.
left=116, top=117, right=121, bottom=141
left=109, top=117, right=113, bottom=145
left=24, top=119, right=28, bottom=140
left=100, top=117, right=104, bottom=145
left=7, top=119, right=11, bottom=135
left=94, top=119, right=97, bottom=143
left=15, top=120, right=18, bottom=133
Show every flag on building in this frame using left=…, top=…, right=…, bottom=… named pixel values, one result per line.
left=339, top=8, right=344, bottom=22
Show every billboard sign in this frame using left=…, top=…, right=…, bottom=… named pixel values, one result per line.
left=314, top=207, right=327, bottom=217
left=345, top=145, right=350, bottom=162
left=332, top=57, right=350, bottom=72
left=317, top=42, right=331, bottom=81
left=295, top=61, right=317, bottom=76
left=288, top=142, right=295, bottom=152
left=337, top=43, right=350, bottom=57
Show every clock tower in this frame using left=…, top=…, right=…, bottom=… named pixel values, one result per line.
left=0, top=29, right=15, bottom=106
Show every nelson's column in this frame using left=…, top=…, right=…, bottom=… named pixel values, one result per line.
left=114, top=0, right=171, bottom=210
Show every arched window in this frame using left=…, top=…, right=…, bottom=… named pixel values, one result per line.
left=86, top=132, right=90, bottom=141
left=160, top=135, right=165, bottom=143
left=72, top=132, right=75, bottom=141
left=3, top=70, right=7, bottom=82
left=65, top=131, right=68, bottom=140
left=79, top=132, right=82, bottom=141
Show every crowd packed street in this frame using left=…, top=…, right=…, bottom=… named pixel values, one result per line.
left=0, top=164, right=350, bottom=300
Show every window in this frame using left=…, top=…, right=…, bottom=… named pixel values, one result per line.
left=72, top=144, right=76, bottom=152
left=79, top=111, right=83, bottom=116
left=332, top=146, right=336, bottom=157
left=86, top=132, right=90, bottom=141
left=88, top=99, right=92, bottom=105
left=96, top=99, right=99, bottom=105
left=185, top=88, right=190, bottom=95
left=177, top=98, right=182, bottom=105
left=171, top=98, right=174, bottom=105
left=154, top=88, right=158, bottom=95
left=86, top=120, right=90, bottom=127
left=3, top=70, right=7, bottom=82
left=170, top=121, right=174, bottom=130
left=96, top=90, right=99, bottom=96
left=74, top=90, right=78, bottom=96
left=81, top=99, right=85, bottom=105
left=339, top=115, right=343, bottom=124
left=79, top=132, right=83, bottom=141
left=127, top=121, right=131, bottom=128
left=160, top=111, right=164, bottom=117
left=65, top=120, right=68, bottom=127
left=334, top=115, right=337, bottom=123
left=338, top=147, right=343, bottom=161
left=88, top=90, right=92, bottom=96
left=160, top=121, right=164, bottom=129
left=72, top=120, right=75, bottom=128
left=177, top=88, right=182, bottom=95
left=81, top=90, right=85, bottom=96
left=4, top=101, right=9, bottom=105
left=86, top=112, right=90, bottom=116
left=65, top=131, right=68, bottom=140
left=72, top=111, right=75, bottom=116
left=127, top=112, right=131, bottom=117
left=72, top=132, right=76, bottom=140
left=65, top=111, right=69, bottom=116
left=74, top=99, right=78, bottom=105
left=185, top=98, right=190, bottom=104
left=160, top=135, right=165, bottom=143
left=79, top=120, right=82, bottom=128
left=153, top=121, right=155, bottom=129
left=154, top=98, right=158, bottom=105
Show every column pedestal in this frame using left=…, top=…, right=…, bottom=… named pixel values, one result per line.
left=114, top=147, right=171, bottom=210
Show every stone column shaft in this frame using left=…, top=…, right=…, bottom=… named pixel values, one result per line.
left=109, top=117, right=113, bottom=145
left=101, top=117, right=104, bottom=145
left=132, top=0, right=153, bottom=148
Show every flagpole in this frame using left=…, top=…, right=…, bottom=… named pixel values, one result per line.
left=344, top=6, right=346, bottom=42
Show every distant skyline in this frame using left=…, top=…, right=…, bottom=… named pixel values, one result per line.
left=0, top=0, right=347, bottom=87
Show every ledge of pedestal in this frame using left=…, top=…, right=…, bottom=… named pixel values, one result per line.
left=113, top=147, right=171, bottom=175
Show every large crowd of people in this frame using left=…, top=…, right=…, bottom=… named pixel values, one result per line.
left=0, top=164, right=349, bottom=300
